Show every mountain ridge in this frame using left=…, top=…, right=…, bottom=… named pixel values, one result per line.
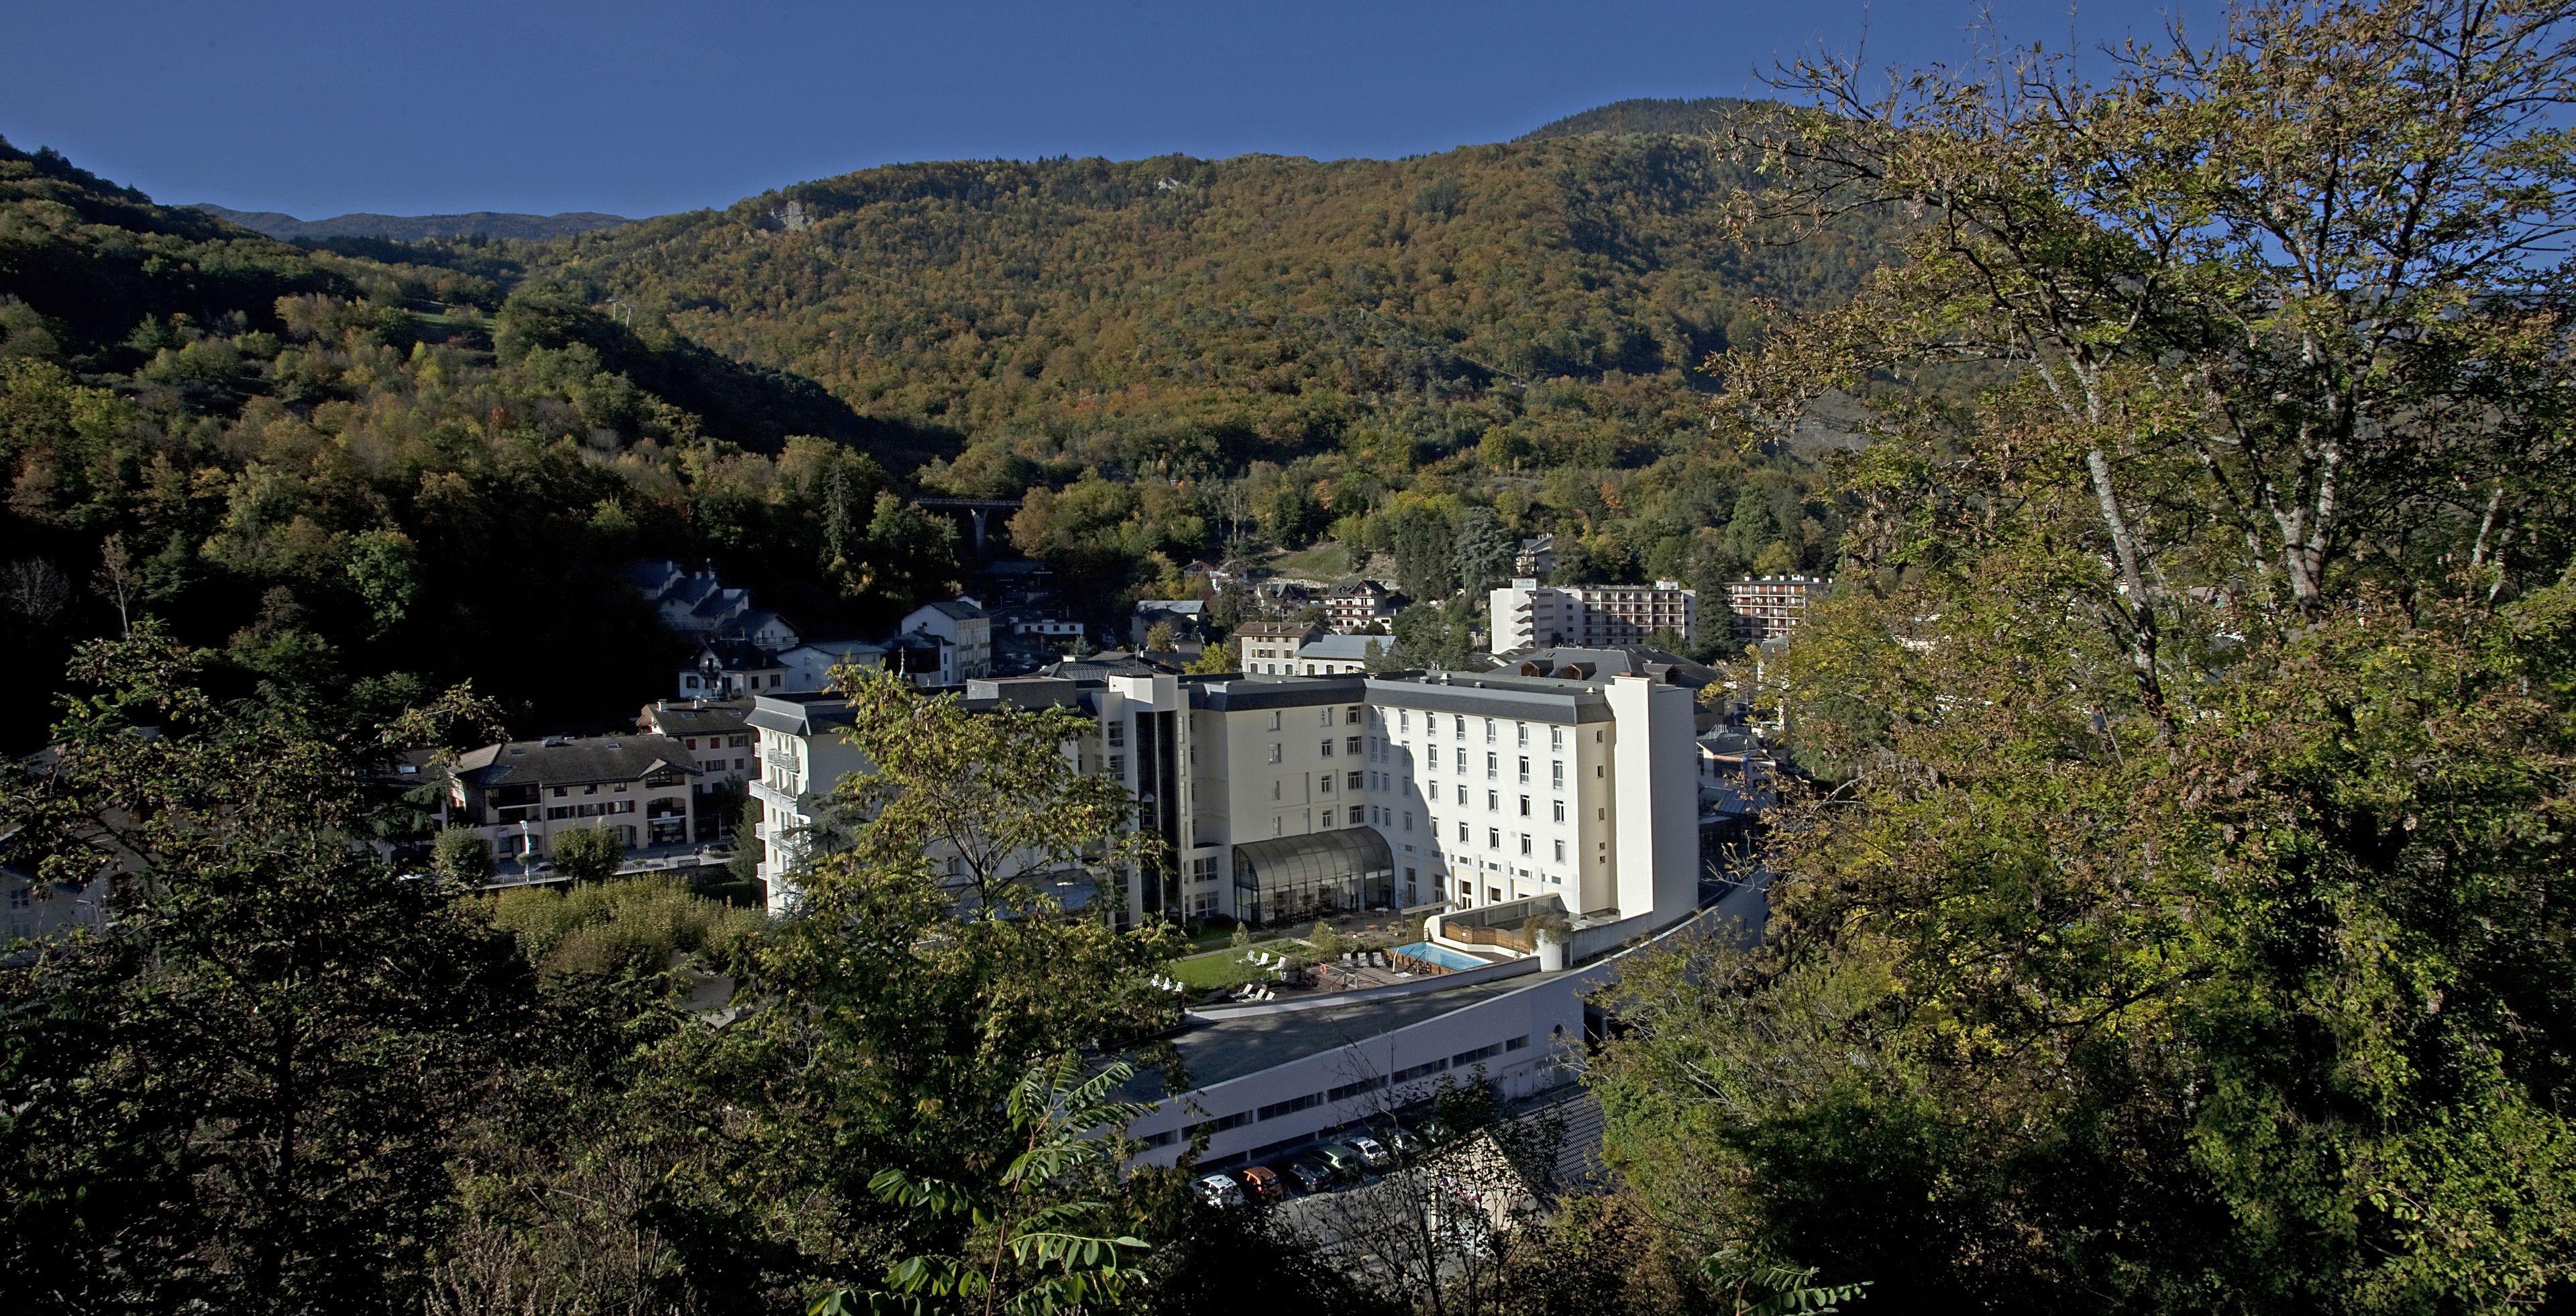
left=192, top=202, right=633, bottom=243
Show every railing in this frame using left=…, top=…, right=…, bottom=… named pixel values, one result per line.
left=1446, top=922, right=1536, bottom=954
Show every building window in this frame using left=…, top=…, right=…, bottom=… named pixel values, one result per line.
left=1485, top=753, right=1497, bottom=779
left=1348, top=770, right=1364, bottom=790
left=1267, top=710, right=1282, bottom=731
left=1488, top=828, right=1501, bottom=849
left=1519, top=795, right=1531, bottom=816
left=1554, top=800, right=1567, bottom=822
left=1454, top=716, right=1466, bottom=740
left=1320, top=740, right=1335, bottom=758
left=1518, top=756, right=1529, bottom=783
left=1516, top=722, right=1528, bottom=747
left=1553, top=839, right=1566, bottom=861
left=1487, top=790, right=1499, bottom=811
left=1106, top=720, right=1126, bottom=747
left=1346, top=707, right=1362, bottom=724
left=1484, top=719, right=1496, bottom=744
left=1520, top=834, right=1533, bottom=855
left=1320, top=709, right=1333, bottom=727
left=1346, top=736, right=1362, bottom=755
left=1552, top=760, right=1564, bottom=788
left=1455, top=784, right=1466, bottom=806
left=1399, top=710, right=1409, bottom=731
left=1273, top=780, right=1283, bottom=800
left=1108, top=754, right=1125, bottom=777
left=1404, top=812, right=1414, bottom=831
left=1269, top=743, right=1283, bottom=764
left=1454, top=748, right=1466, bottom=773
left=1457, top=821, right=1468, bottom=842
left=1320, top=774, right=1334, bottom=795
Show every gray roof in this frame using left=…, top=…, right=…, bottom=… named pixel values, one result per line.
left=1491, top=645, right=1718, bottom=689
left=1364, top=671, right=1618, bottom=724
left=453, top=734, right=700, bottom=789
left=747, top=692, right=855, bottom=737
left=1187, top=675, right=1368, bottom=712
left=1125, top=973, right=1538, bottom=1099
left=920, top=599, right=988, bottom=621
left=1135, top=599, right=1206, bottom=616
left=1297, top=634, right=1387, bottom=662
left=643, top=700, right=752, bottom=736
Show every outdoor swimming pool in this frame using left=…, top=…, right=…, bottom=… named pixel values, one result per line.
left=1392, top=941, right=1487, bottom=971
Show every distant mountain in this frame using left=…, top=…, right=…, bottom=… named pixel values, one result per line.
left=1517, top=97, right=1754, bottom=142
left=192, top=203, right=632, bottom=243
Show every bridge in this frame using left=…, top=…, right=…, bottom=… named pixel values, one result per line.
left=914, top=497, right=1023, bottom=551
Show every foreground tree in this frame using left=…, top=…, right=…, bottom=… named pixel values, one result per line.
left=0, top=627, right=533, bottom=1313
left=1593, top=3, right=2576, bottom=1311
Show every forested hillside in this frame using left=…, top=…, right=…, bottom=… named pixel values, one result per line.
left=0, top=140, right=959, bottom=750
left=490, top=123, right=1889, bottom=622
left=3, top=113, right=1890, bottom=745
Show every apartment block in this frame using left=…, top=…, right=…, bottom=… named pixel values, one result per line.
left=1725, top=575, right=1832, bottom=643
left=1487, top=578, right=1697, bottom=652
left=446, top=734, right=699, bottom=864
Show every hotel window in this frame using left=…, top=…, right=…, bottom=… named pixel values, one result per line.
left=1520, top=834, right=1532, bottom=855
left=1552, top=760, right=1564, bottom=788
left=1346, top=736, right=1362, bottom=755
left=1404, top=812, right=1414, bottom=831
left=1550, top=726, right=1564, bottom=749
left=1399, top=710, right=1410, bottom=731
left=1454, top=784, right=1466, bottom=806
left=1108, top=754, right=1126, bottom=777
left=1269, top=743, right=1283, bottom=764
left=1346, top=707, right=1363, bottom=724
left=1516, top=722, right=1527, bottom=747
left=1273, top=780, right=1283, bottom=800
left=1347, top=770, right=1363, bottom=790
left=1553, top=800, right=1566, bottom=822
left=1454, top=716, right=1466, bottom=739
left=1518, top=756, right=1529, bottom=783
left=1457, top=821, right=1469, bottom=842
left=1487, top=790, right=1499, bottom=811
left=1519, top=795, right=1531, bottom=816
left=1553, top=839, right=1566, bottom=861
left=1485, top=753, right=1497, bottom=779
left=1320, top=708, right=1333, bottom=726
left=1484, top=719, right=1496, bottom=744
left=1267, top=711, right=1281, bottom=731
left=1321, top=740, right=1335, bottom=758
left=1488, top=828, right=1501, bottom=848
left=1320, top=774, right=1334, bottom=794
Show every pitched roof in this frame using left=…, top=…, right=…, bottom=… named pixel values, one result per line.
left=453, top=734, right=700, bottom=789
left=1297, top=634, right=1387, bottom=662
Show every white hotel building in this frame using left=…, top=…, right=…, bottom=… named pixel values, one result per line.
left=743, top=664, right=1726, bottom=1172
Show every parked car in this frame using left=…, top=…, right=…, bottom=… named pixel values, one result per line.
left=1383, top=1126, right=1424, bottom=1159
left=1314, top=1142, right=1367, bottom=1181
left=1236, top=1164, right=1285, bottom=1203
left=1195, top=1172, right=1245, bottom=1208
left=1411, top=1115, right=1455, bottom=1147
left=1348, top=1134, right=1395, bottom=1170
left=1282, top=1156, right=1335, bottom=1194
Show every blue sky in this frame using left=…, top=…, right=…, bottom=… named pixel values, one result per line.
left=6, top=1, right=2214, bottom=219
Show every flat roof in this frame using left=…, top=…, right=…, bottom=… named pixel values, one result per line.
left=1364, top=672, right=1617, bottom=724
left=1126, top=973, right=1538, bottom=1100
left=1189, top=675, right=1368, bottom=712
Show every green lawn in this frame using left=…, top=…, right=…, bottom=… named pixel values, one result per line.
left=1267, top=543, right=1350, bottom=580
left=1167, top=940, right=1311, bottom=991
